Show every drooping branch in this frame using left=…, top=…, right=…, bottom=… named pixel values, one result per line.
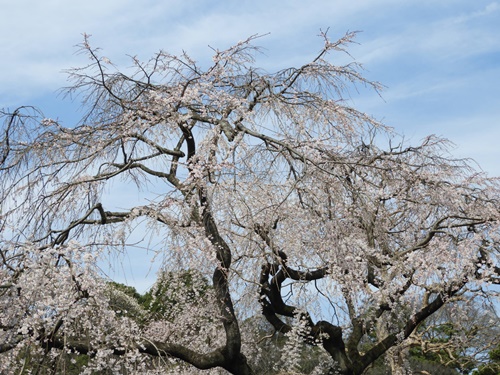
left=255, top=223, right=352, bottom=374
left=37, top=333, right=228, bottom=371
left=354, top=282, right=467, bottom=374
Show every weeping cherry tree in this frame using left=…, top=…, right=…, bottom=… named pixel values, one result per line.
left=1, top=32, right=499, bottom=374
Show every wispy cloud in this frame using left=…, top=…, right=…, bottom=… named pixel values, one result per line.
left=3, top=1, right=498, bottom=161
left=0, top=0, right=416, bottom=103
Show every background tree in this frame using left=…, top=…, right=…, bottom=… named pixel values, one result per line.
left=473, top=343, right=500, bottom=375
left=407, top=300, right=499, bottom=373
left=1, top=31, right=499, bottom=374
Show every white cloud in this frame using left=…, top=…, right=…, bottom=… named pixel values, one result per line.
left=3, top=0, right=499, bottom=164
left=450, top=1, right=500, bottom=23
left=2, top=2, right=499, bottom=165
left=0, top=0, right=413, bottom=104
left=356, top=5, right=499, bottom=67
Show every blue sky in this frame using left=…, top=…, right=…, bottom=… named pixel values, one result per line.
left=2, top=1, right=499, bottom=171
left=2, top=0, right=500, bottom=290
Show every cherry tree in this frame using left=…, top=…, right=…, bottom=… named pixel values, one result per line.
left=1, top=32, right=499, bottom=375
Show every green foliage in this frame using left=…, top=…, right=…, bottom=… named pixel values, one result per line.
left=409, top=321, right=478, bottom=374
left=141, top=269, right=210, bottom=320
left=409, top=358, right=462, bottom=375
left=105, top=281, right=147, bottom=322
left=104, top=272, right=212, bottom=324
left=490, top=346, right=500, bottom=362
left=15, top=347, right=89, bottom=375
left=409, top=324, right=457, bottom=363
left=16, top=276, right=212, bottom=374
left=107, top=281, right=144, bottom=303
left=241, top=316, right=333, bottom=375
left=473, top=344, right=500, bottom=375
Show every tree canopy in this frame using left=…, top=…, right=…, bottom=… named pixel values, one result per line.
left=1, top=31, right=499, bottom=375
